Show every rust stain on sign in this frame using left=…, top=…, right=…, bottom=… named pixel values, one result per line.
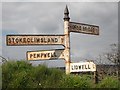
left=27, top=49, right=65, bottom=60
left=6, top=35, right=65, bottom=46
left=69, top=22, right=99, bottom=35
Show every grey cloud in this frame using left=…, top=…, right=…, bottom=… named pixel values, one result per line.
left=2, top=2, right=65, bottom=34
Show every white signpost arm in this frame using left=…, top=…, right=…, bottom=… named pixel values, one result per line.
left=64, top=5, right=71, bottom=74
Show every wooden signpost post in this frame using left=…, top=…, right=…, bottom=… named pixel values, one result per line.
left=6, top=5, right=99, bottom=75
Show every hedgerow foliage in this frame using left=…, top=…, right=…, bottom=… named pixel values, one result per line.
left=2, top=60, right=120, bottom=89
left=2, top=61, right=63, bottom=89
left=96, top=76, right=120, bottom=88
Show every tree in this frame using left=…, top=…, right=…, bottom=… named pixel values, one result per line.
left=105, top=44, right=120, bottom=65
left=104, top=43, right=120, bottom=80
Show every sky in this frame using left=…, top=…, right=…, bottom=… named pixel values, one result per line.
left=1, top=1, right=118, bottom=67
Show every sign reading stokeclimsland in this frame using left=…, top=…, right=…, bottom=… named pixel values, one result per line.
left=6, top=35, right=65, bottom=46
left=70, top=61, right=96, bottom=72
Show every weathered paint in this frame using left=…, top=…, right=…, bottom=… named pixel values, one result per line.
left=27, top=49, right=65, bottom=60
left=64, top=5, right=71, bottom=75
left=70, top=62, right=96, bottom=72
left=6, top=35, right=65, bottom=46
left=69, top=22, right=99, bottom=35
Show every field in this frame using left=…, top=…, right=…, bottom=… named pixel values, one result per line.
left=2, top=60, right=120, bottom=89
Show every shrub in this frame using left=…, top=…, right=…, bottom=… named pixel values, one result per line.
left=96, top=76, right=120, bottom=88
left=2, top=60, right=33, bottom=89
left=59, top=74, right=93, bottom=88
left=2, top=60, right=64, bottom=88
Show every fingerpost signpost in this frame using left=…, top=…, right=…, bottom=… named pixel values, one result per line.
left=6, top=5, right=99, bottom=75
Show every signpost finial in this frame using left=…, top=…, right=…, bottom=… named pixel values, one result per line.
left=64, top=5, right=70, bottom=21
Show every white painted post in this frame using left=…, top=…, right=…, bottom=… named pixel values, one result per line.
left=64, top=5, right=70, bottom=74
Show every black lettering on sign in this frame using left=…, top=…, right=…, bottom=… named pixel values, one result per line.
left=33, top=53, right=36, bottom=58
left=72, top=25, right=75, bottom=29
left=51, top=38, right=54, bottom=43
left=89, top=26, right=92, bottom=30
left=75, top=65, right=78, bottom=70
left=43, top=38, right=46, bottom=43
left=82, top=65, right=84, bottom=69
left=61, top=38, right=64, bottom=43
left=88, top=64, right=90, bottom=69
left=19, top=38, right=22, bottom=43
left=79, top=65, right=81, bottom=69
left=85, top=65, right=87, bottom=69
left=74, top=65, right=76, bottom=69
left=47, top=38, right=51, bottom=43
left=23, top=38, right=26, bottom=43
left=78, top=25, right=81, bottom=31
left=41, top=38, right=43, bottom=43
left=83, top=26, right=87, bottom=31
left=76, top=25, right=79, bottom=30
left=27, top=38, right=30, bottom=43
left=51, top=52, right=54, bottom=57
left=30, top=38, right=33, bottom=43
left=30, top=54, right=33, bottom=58
left=72, top=65, right=74, bottom=70
left=91, top=27, right=95, bottom=32
left=36, top=38, right=40, bottom=43
left=8, top=38, right=11, bottom=44
left=54, top=52, right=57, bottom=57
left=44, top=53, right=47, bottom=58
left=41, top=53, right=44, bottom=58
left=55, top=38, right=58, bottom=43
left=37, top=53, right=40, bottom=58
left=48, top=53, right=50, bottom=57
left=12, top=38, right=15, bottom=43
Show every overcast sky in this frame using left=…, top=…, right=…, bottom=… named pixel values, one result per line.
left=1, top=2, right=118, bottom=67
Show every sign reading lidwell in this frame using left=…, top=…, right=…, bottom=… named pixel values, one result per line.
left=70, top=61, right=96, bottom=72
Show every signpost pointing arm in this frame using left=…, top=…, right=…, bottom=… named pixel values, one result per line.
left=27, top=49, right=65, bottom=61
left=69, top=22, right=99, bottom=35
left=7, top=35, right=65, bottom=46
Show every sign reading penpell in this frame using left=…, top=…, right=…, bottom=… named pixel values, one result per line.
left=27, top=49, right=65, bottom=60
left=7, top=35, right=65, bottom=46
